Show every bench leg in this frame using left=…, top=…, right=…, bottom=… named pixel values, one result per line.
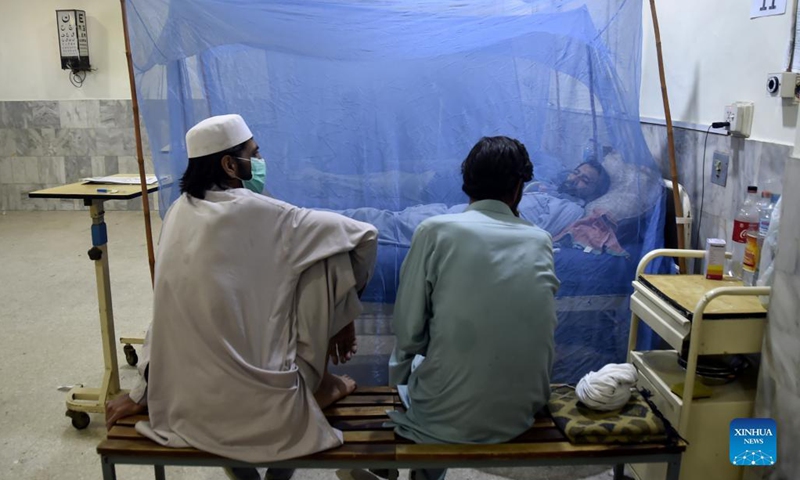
left=613, top=464, right=625, bottom=480
left=101, top=457, right=117, bottom=480
left=665, top=458, right=681, bottom=480
left=154, top=465, right=166, bottom=480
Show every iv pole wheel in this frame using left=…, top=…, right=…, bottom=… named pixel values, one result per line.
left=66, top=410, right=90, bottom=430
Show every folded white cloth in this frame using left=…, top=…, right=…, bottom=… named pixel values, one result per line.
left=575, top=363, right=638, bottom=411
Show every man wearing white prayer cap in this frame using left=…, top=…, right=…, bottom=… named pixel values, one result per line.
left=104, top=114, right=378, bottom=472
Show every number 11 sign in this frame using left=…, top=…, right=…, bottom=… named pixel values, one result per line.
left=751, top=0, right=788, bottom=19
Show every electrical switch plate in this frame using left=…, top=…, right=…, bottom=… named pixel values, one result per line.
left=724, top=102, right=754, bottom=138
left=711, top=151, right=729, bottom=187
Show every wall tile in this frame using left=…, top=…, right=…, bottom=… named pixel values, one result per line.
left=641, top=124, right=668, bottom=171
left=0, top=129, right=16, bottom=157
left=0, top=185, right=8, bottom=211
left=95, top=128, right=124, bottom=156
left=59, top=100, right=87, bottom=128
left=0, top=157, right=12, bottom=183
left=127, top=197, right=143, bottom=211
left=59, top=100, right=100, bottom=128
left=124, top=129, right=137, bottom=155
left=759, top=142, right=790, bottom=194
left=53, top=129, right=95, bottom=156
left=35, top=187, right=58, bottom=211
left=696, top=212, right=722, bottom=248
left=14, top=129, right=49, bottom=157
left=85, top=101, right=101, bottom=127
left=704, top=180, right=731, bottom=219
left=10, top=157, right=39, bottom=184
left=104, top=156, right=119, bottom=175
left=8, top=158, right=23, bottom=183
left=118, top=156, right=140, bottom=174
left=39, top=157, right=66, bottom=184
left=91, top=156, right=106, bottom=177
left=30, top=102, right=61, bottom=128
left=38, top=128, right=58, bottom=156
left=24, top=158, right=41, bottom=185
left=0, top=102, right=30, bottom=128
left=104, top=199, right=129, bottom=211
left=96, top=128, right=135, bottom=156
left=673, top=128, right=702, bottom=204
left=99, top=100, right=133, bottom=128
left=141, top=125, right=151, bottom=152
left=17, top=184, right=46, bottom=211
left=58, top=199, right=76, bottom=211
left=738, top=138, right=761, bottom=205
left=0, top=185, right=19, bottom=210
left=64, top=156, right=92, bottom=182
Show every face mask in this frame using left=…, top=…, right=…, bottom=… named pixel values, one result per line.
left=236, top=157, right=266, bottom=194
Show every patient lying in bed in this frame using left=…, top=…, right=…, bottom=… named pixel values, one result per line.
left=336, top=159, right=611, bottom=240
left=336, top=151, right=666, bottom=262
left=519, top=160, right=610, bottom=234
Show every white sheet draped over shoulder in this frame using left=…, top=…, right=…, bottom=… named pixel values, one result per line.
left=135, top=189, right=377, bottom=463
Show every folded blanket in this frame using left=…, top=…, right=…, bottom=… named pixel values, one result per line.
left=548, top=385, right=667, bottom=444
left=554, top=211, right=628, bottom=257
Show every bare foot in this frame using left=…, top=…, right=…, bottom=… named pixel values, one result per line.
left=329, top=322, right=358, bottom=365
left=315, top=372, right=357, bottom=409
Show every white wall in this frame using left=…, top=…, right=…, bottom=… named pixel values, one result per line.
left=641, top=0, right=797, bottom=145
left=0, top=0, right=131, bottom=100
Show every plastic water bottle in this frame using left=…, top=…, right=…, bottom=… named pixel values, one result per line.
left=729, top=185, right=759, bottom=279
left=739, top=192, right=779, bottom=286
left=758, top=192, right=777, bottom=235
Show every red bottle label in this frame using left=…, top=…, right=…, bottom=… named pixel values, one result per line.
left=732, top=220, right=756, bottom=244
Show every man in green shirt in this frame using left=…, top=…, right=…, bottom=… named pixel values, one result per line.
left=388, top=136, right=560, bottom=480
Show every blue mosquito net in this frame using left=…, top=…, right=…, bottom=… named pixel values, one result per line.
left=127, top=0, right=667, bottom=383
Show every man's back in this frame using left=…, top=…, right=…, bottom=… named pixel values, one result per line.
left=143, top=188, right=377, bottom=462
left=388, top=199, right=559, bottom=444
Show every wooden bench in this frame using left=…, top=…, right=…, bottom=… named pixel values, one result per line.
left=98, top=386, right=685, bottom=480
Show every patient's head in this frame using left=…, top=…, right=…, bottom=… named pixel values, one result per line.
left=461, top=136, right=533, bottom=214
left=559, top=160, right=610, bottom=202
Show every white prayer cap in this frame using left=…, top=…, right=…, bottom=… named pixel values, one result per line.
left=185, top=114, right=253, bottom=159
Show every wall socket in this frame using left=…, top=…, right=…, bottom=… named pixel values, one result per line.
left=711, top=151, right=729, bottom=187
left=724, top=102, right=754, bottom=138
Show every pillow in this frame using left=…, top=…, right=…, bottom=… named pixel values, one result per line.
left=584, top=152, right=663, bottom=223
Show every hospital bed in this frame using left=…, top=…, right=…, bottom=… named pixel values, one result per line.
left=333, top=180, right=693, bottom=385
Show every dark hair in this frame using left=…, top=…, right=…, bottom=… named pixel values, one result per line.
left=579, top=159, right=611, bottom=201
left=179, top=140, right=249, bottom=199
left=461, top=136, right=533, bottom=201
